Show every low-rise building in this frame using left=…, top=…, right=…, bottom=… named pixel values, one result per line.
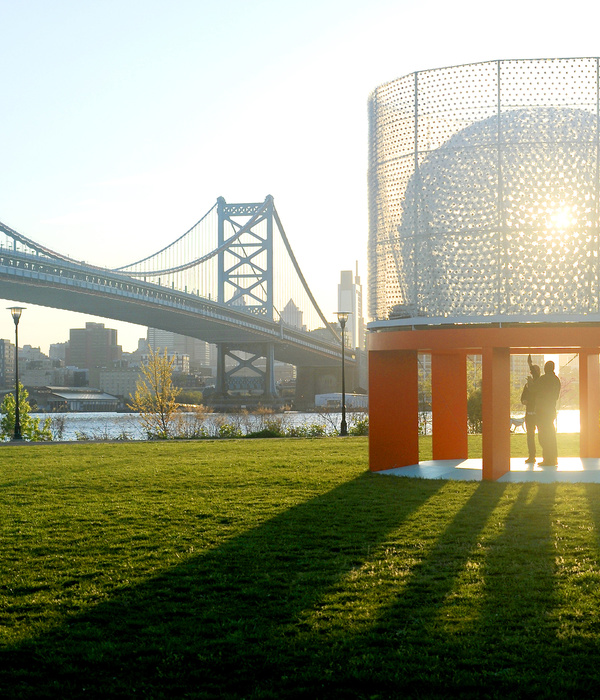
left=96, top=367, right=142, bottom=402
left=315, top=393, right=368, bottom=409
left=46, top=387, right=119, bottom=412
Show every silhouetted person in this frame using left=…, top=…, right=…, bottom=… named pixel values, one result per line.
left=535, top=360, right=561, bottom=466
left=521, top=355, right=541, bottom=463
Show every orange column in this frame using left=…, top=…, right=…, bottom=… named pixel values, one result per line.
left=369, top=349, right=419, bottom=472
left=579, top=351, right=600, bottom=458
left=431, top=352, right=468, bottom=460
left=481, top=346, right=511, bottom=481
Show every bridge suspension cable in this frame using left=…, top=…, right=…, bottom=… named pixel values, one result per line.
left=115, top=196, right=338, bottom=340
left=0, top=196, right=340, bottom=348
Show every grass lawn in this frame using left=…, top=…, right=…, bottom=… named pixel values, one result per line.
left=1, top=435, right=599, bottom=698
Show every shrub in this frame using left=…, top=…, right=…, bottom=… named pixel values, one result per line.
left=50, top=414, right=67, bottom=441
left=349, top=417, right=369, bottom=436
left=0, top=384, right=52, bottom=442
left=467, top=388, right=483, bottom=434
left=286, top=422, right=328, bottom=438
left=246, top=428, right=281, bottom=438
left=247, top=418, right=286, bottom=438
left=218, top=423, right=243, bottom=439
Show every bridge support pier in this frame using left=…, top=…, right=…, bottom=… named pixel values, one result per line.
left=215, top=342, right=277, bottom=400
left=294, top=364, right=359, bottom=410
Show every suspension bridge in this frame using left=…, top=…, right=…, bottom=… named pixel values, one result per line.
left=0, top=196, right=355, bottom=405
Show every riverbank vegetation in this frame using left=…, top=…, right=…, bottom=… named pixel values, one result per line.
left=122, top=349, right=370, bottom=442
left=1, top=435, right=598, bottom=698
left=69, top=405, right=370, bottom=441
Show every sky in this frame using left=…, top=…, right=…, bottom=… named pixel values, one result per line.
left=1, top=0, right=599, bottom=353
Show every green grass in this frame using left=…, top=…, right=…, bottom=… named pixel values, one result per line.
left=0, top=435, right=598, bottom=699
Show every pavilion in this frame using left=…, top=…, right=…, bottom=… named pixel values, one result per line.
left=367, top=58, right=600, bottom=481
left=368, top=322, right=600, bottom=481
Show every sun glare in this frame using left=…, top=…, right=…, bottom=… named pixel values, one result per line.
left=547, top=204, right=577, bottom=232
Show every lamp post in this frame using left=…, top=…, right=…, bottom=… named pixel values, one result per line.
left=335, top=311, right=350, bottom=437
left=8, top=307, right=25, bottom=440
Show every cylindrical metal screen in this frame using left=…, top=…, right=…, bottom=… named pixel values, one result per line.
left=368, top=58, right=600, bottom=323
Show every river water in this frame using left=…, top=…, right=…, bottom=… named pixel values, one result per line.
left=35, top=410, right=352, bottom=441
left=32, top=409, right=579, bottom=441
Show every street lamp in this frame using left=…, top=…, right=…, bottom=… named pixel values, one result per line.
left=8, top=307, right=25, bottom=440
left=335, top=311, right=350, bottom=437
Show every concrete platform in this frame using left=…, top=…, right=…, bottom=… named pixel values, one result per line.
left=379, top=458, right=600, bottom=483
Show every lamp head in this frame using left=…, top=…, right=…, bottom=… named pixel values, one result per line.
left=8, top=307, right=25, bottom=325
left=335, top=311, right=350, bottom=329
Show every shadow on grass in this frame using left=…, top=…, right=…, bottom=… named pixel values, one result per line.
left=327, top=482, right=600, bottom=699
left=270, top=481, right=600, bottom=699
left=1, top=473, right=448, bottom=699
left=462, top=483, right=561, bottom=696
left=8, top=475, right=599, bottom=699
left=318, top=481, right=511, bottom=697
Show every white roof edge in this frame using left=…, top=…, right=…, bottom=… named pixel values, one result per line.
left=368, top=313, right=600, bottom=331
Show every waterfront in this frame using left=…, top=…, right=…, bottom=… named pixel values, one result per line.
left=32, top=409, right=581, bottom=441
left=36, top=410, right=354, bottom=441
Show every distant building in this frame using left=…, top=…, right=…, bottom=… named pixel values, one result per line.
left=147, top=328, right=213, bottom=372
left=147, top=328, right=174, bottom=353
left=419, top=353, right=545, bottom=392
left=281, top=299, right=305, bottom=330
left=511, top=354, right=544, bottom=385
left=66, top=322, right=122, bottom=370
left=27, top=366, right=88, bottom=388
left=63, top=367, right=89, bottom=387
left=20, top=364, right=59, bottom=388
left=19, top=345, right=48, bottom=363
left=337, top=264, right=365, bottom=350
left=20, top=346, right=63, bottom=387
left=315, top=393, right=368, bottom=409
left=142, top=351, right=190, bottom=375
left=49, top=342, right=68, bottom=364
left=96, top=367, right=143, bottom=401
left=337, top=264, right=368, bottom=390
left=121, top=338, right=150, bottom=369
left=0, top=339, right=15, bottom=389
left=45, top=387, right=119, bottom=412
left=308, top=326, right=338, bottom=342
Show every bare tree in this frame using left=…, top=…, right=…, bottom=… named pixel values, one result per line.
left=128, top=347, right=181, bottom=439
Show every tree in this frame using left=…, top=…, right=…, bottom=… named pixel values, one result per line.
left=0, top=384, right=52, bottom=441
left=128, top=347, right=181, bottom=439
left=467, top=388, right=483, bottom=434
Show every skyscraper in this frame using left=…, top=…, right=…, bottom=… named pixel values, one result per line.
left=337, top=264, right=365, bottom=350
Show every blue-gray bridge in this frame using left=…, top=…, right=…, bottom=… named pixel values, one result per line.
left=0, top=196, right=353, bottom=402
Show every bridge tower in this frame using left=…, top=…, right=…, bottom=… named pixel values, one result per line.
left=215, top=196, right=278, bottom=400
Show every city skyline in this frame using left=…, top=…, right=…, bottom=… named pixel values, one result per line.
left=1, top=0, right=596, bottom=352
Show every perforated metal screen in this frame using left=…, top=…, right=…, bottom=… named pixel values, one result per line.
left=368, top=58, right=600, bottom=323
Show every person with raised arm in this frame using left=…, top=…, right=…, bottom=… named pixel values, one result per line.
left=521, top=354, right=541, bottom=463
